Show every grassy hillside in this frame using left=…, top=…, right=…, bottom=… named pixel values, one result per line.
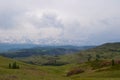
left=0, top=56, right=75, bottom=80
left=80, top=42, right=120, bottom=60
left=1, top=42, right=120, bottom=80
left=1, top=56, right=120, bottom=80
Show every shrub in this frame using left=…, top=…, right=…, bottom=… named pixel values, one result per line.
left=9, top=62, right=20, bottom=69
left=66, top=68, right=84, bottom=76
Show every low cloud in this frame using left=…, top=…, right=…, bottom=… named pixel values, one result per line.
left=0, top=0, right=120, bottom=45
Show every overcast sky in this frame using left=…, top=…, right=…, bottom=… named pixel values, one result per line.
left=0, top=0, right=120, bottom=45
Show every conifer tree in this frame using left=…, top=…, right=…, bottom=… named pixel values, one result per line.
left=9, top=63, right=12, bottom=69
left=12, top=62, right=17, bottom=69
left=9, top=62, right=20, bottom=69
left=112, top=59, right=115, bottom=66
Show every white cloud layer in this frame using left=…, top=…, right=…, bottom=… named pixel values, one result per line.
left=0, top=0, right=120, bottom=45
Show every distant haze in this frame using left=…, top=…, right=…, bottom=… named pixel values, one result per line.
left=0, top=0, right=120, bottom=45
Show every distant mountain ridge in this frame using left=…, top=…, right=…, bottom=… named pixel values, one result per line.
left=0, top=45, right=95, bottom=58
left=0, top=43, right=95, bottom=53
left=0, top=43, right=37, bottom=52
left=1, top=42, right=120, bottom=63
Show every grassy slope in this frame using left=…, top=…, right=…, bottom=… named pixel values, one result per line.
left=1, top=42, right=120, bottom=80
left=79, top=43, right=120, bottom=59
left=0, top=56, right=68, bottom=80
left=0, top=56, right=120, bottom=80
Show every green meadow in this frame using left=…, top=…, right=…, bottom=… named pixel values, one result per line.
left=0, top=56, right=120, bottom=80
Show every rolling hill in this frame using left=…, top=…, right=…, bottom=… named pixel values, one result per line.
left=76, top=42, right=120, bottom=61
left=1, top=42, right=120, bottom=66
left=1, top=42, right=120, bottom=80
left=0, top=56, right=120, bottom=80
